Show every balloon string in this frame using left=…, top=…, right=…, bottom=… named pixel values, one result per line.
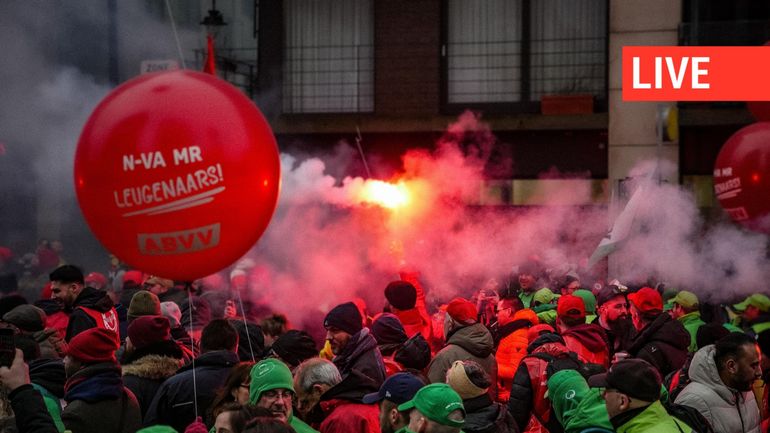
left=165, top=0, right=188, bottom=69
left=186, top=284, right=198, bottom=419
left=235, top=288, right=256, bottom=362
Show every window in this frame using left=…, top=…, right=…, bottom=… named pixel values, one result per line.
left=283, top=0, right=374, bottom=113
left=446, top=0, right=607, bottom=106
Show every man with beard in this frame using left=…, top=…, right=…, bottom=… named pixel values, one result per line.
left=249, top=358, right=318, bottom=433
left=675, top=332, right=762, bottom=433
left=324, top=302, right=386, bottom=387
left=49, top=265, right=119, bottom=343
left=592, top=284, right=633, bottom=357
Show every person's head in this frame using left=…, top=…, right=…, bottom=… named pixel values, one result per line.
left=211, top=362, right=256, bottom=421
left=588, top=358, right=662, bottom=418
left=2, top=304, right=46, bottom=333
left=715, top=332, right=762, bottom=392
left=371, top=313, right=408, bottom=352
left=126, top=315, right=171, bottom=352
left=669, top=290, right=699, bottom=320
left=241, top=406, right=298, bottom=433
left=127, top=290, right=161, bottom=322
left=596, top=285, right=629, bottom=326
left=445, top=360, right=490, bottom=401
left=84, top=272, right=108, bottom=291
left=496, top=297, right=523, bottom=326
left=292, top=357, right=341, bottom=417
left=385, top=281, right=418, bottom=311
left=627, top=287, right=663, bottom=331
left=160, top=301, right=182, bottom=327
left=559, top=275, right=580, bottom=296
left=230, top=320, right=266, bottom=363
left=49, top=265, right=85, bottom=308
left=733, top=294, right=770, bottom=323
left=532, top=288, right=556, bottom=308
left=201, top=319, right=239, bottom=353
left=249, top=358, right=297, bottom=423
left=362, top=372, right=425, bottom=433
left=142, top=275, right=174, bottom=295
left=398, top=383, right=465, bottom=433
left=323, top=302, right=362, bottom=355
left=212, top=402, right=242, bottom=433
left=443, top=298, right=477, bottom=339
left=556, top=295, right=586, bottom=330
left=517, top=262, right=540, bottom=293
left=695, top=322, right=730, bottom=350
left=269, top=330, right=318, bottom=369
left=65, top=328, right=119, bottom=377
left=260, top=314, right=289, bottom=348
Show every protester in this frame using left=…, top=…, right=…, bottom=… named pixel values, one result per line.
left=516, top=262, right=542, bottom=309
left=362, top=372, right=425, bottom=433
left=28, top=355, right=67, bottom=431
left=556, top=295, right=610, bottom=368
left=733, top=294, right=770, bottom=337
left=445, top=360, right=515, bottom=433
left=270, top=330, right=319, bottom=370
left=531, top=288, right=558, bottom=326
left=371, top=313, right=410, bottom=376
left=675, top=333, right=762, bottom=433
left=323, top=302, right=386, bottom=386
left=3, top=303, right=67, bottom=358
left=261, top=313, right=290, bottom=352
left=208, top=361, right=255, bottom=423
left=384, top=278, right=432, bottom=343
left=0, top=349, right=60, bottom=433
left=547, top=369, right=612, bottom=433
left=230, top=319, right=265, bottom=362
left=572, top=289, right=597, bottom=324
left=397, top=383, right=465, bottom=433
left=249, top=358, right=317, bottom=433
left=592, top=284, right=633, bottom=356
left=669, top=290, right=706, bottom=353
left=494, top=296, right=537, bottom=402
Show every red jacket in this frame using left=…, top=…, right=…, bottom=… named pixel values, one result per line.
left=318, top=399, right=380, bottom=433
left=496, top=309, right=538, bottom=402
left=561, top=323, right=610, bottom=368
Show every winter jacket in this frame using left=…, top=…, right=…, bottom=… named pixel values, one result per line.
left=561, top=323, right=610, bottom=368
left=675, top=344, right=761, bottom=433
left=312, top=370, right=380, bottom=433
left=32, top=328, right=68, bottom=359
left=62, top=362, right=142, bottom=433
left=35, top=299, right=69, bottom=340
left=462, top=393, right=518, bottom=433
left=612, top=401, right=691, bottom=433
left=496, top=309, right=539, bottom=402
left=32, top=383, right=65, bottom=432
left=626, top=313, right=690, bottom=377
left=428, top=322, right=498, bottom=398
left=677, top=312, right=706, bottom=353
left=29, top=358, right=66, bottom=432
left=332, top=328, right=386, bottom=388
left=65, top=286, right=119, bottom=343
left=121, top=340, right=185, bottom=418
left=8, top=384, right=59, bottom=433
left=591, top=315, right=634, bottom=357
left=546, top=370, right=612, bottom=433
left=144, top=350, right=239, bottom=432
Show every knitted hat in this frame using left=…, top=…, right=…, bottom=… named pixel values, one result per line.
left=128, top=315, right=171, bottom=350
left=128, top=290, right=161, bottom=319
left=323, top=302, right=363, bottom=335
left=271, top=330, right=318, bottom=368
left=160, top=301, right=182, bottom=327
left=3, top=304, right=46, bottom=332
left=384, top=281, right=418, bottom=310
left=446, top=360, right=487, bottom=400
left=249, top=358, right=295, bottom=404
left=371, top=313, right=408, bottom=346
left=67, top=328, right=119, bottom=363
left=445, top=298, right=477, bottom=325
left=557, top=295, right=586, bottom=320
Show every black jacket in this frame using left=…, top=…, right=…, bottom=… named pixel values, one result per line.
left=463, top=393, right=518, bottom=433
left=29, top=358, right=66, bottom=399
left=627, top=313, right=690, bottom=377
left=306, top=369, right=380, bottom=426
left=65, top=287, right=115, bottom=342
left=144, top=350, right=239, bottom=432
left=333, top=328, right=386, bottom=388
left=121, top=340, right=184, bottom=418
left=9, top=384, right=59, bottom=433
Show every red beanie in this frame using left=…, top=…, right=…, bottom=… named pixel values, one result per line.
left=446, top=298, right=477, bottom=325
left=67, top=328, right=119, bottom=363
left=557, top=295, right=586, bottom=320
left=128, top=315, right=171, bottom=350
left=628, top=287, right=663, bottom=313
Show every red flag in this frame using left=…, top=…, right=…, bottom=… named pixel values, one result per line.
left=203, top=34, right=216, bottom=75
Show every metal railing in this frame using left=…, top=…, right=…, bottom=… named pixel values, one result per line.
left=193, top=47, right=258, bottom=98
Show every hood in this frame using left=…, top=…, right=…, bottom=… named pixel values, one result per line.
left=122, top=354, right=182, bottom=380
left=547, top=370, right=612, bottom=432
left=334, top=328, right=379, bottom=371
left=447, top=322, right=494, bottom=358
left=462, top=394, right=509, bottom=432
left=74, top=286, right=114, bottom=313
left=561, top=323, right=609, bottom=352
left=497, top=309, right=538, bottom=342
left=29, top=358, right=66, bottom=398
left=688, top=344, right=742, bottom=404
left=628, top=313, right=689, bottom=353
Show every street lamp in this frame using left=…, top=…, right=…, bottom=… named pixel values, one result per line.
left=200, top=0, right=227, bottom=38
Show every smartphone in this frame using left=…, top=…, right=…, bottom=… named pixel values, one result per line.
left=0, top=328, right=15, bottom=368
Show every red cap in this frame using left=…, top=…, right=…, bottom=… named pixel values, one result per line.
left=85, top=272, right=108, bottom=288
left=67, top=328, right=119, bottom=363
left=446, top=298, right=477, bottom=325
left=628, top=287, right=663, bottom=313
left=557, top=294, right=586, bottom=320
left=122, top=270, right=143, bottom=285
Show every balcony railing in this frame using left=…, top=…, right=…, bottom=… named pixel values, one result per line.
left=194, top=47, right=258, bottom=99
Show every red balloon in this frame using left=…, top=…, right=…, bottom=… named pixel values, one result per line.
left=714, top=122, right=770, bottom=234
left=75, top=70, right=280, bottom=280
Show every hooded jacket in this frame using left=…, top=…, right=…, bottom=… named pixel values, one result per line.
left=462, top=393, right=518, bottom=433
left=394, top=271, right=434, bottom=346
left=547, top=370, right=612, bottom=433
left=675, top=344, right=761, bottom=433
left=561, top=323, right=610, bottom=368
left=627, top=313, right=690, bottom=377
left=428, top=322, right=498, bottom=397
left=121, top=340, right=185, bottom=418
left=30, top=358, right=67, bottom=432
left=677, top=312, right=706, bottom=353
left=312, top=370, right=380, bottom=433
left=65, top=286, right=119, bottom=342
left=333, top=328, right=386, bottom=387
left=496, top=309, right=539, bottom=402
left=612, top=401, right=691, bottom=433
left=9, top=384, right=59, bottom=433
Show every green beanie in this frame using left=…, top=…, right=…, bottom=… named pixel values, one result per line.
left=573, top=289, right=597, bottom=314
left=136, top=426, right=178, bottom=433
left=249, top=358, right=295, bottom=404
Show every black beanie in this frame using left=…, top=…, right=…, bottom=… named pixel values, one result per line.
left=324, top=302, right=363, bottom=336
left=695, top=322, right=730, bottom=350
left=384, top=281, right=417, bottom=310
left=271, top=330, right=318, bottom=367
left=371, top=313, right=408, bottom=346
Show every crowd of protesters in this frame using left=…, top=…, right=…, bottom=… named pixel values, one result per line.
left=0, top=242, right=769, bottom=433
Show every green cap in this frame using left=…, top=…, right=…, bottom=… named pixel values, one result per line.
left=573, top=289, right=596, bottom=314
left=734, top=294, right=770, bottom=313
left=533, top=288, right=557, bottom=305
left=397, top=383, right=465, bottom=428
left=249, top=358, right=295, bottom=404
left=671, top=291, right=699, bottom=309
left=137, top=427, right=178, bottom=433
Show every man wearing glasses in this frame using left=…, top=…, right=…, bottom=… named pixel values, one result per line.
left=249, top=358, right=318, bottom=433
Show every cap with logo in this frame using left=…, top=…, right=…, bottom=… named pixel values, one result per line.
left=397, top=383, right=465, bottom=428
left=362, top=372, right=425, bottom=405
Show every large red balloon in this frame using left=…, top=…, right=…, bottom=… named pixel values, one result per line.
left=714, top=122, right=770, bottom=234
left=75, top=70, right=280, bottom=280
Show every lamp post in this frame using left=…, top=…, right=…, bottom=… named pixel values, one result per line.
left=201, top=0, right=227, bottom=38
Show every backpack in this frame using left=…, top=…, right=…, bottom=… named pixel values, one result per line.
left=663, top=400, right=715, bottom=433
left=528, top=351, right=606, bottom=380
